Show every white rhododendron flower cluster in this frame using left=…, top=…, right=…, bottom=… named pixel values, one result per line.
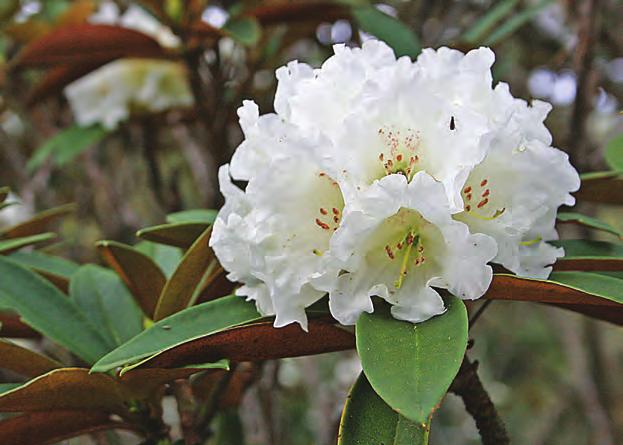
left=64, top=3, right=192, bottom=130
left=210, top=42, right=580, bottom=329
left=65, top=59, right=193, bottom=130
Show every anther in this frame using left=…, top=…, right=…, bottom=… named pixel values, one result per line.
left=332, top=208, right=340, bottom=215
left=450, top=116, right=456, bottom=130
left=480, top=179, right=488, bottom=187
left=406, top=233, right=414, bottom=245
left=477, top=198, right=489, bottom=208
left=319, top=208, right=328, bottom=215
left=463, top=186, right=472, bottom=194
left=385, top=245, right=395, bottom=260
left=396, top=154, right=403, bottom=162
left=315, top=218, right=330, bottom=230
left=482, top=189, right=490, bottom=197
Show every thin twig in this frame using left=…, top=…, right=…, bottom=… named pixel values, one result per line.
left=450, top=356, right=510, bottom=445
left=567, top=0, right=601, bottom=172
left=469, top=299, right=493, bottom=328
left=195, top=364, right=239, bottom=439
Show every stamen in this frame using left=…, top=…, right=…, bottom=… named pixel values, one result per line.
left=385, top=245, right=395, bottom=260
left=315, top=218, right=330, bottom=230
left=480, top=179, right=488, bottom=187
left=319, top=208, right=328, bottom=215
left=465, top=207, right=506, bottom=221
left=482, top=189, right=490, bottom=197
left=463, top=186, right=472, bottom=194
left=394, top=233, right=419, bottom=289
left=477, top=198, right=489, bottom=208
left=520, top=236, right=542, bottom=246
left=332, top=208, right=340, bottom=215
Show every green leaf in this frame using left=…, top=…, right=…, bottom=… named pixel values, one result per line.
left=27, top=124, right=109, bottom=172
left=605, top=133, right=623, bottom=172
left=166, top=209, right=218, bottom=224
left=137, top=222, right=209, bottom=249
left=223, top=16, right=262, bottom=46
left=339, top=372, right=429, bottom=445
left=552, top=239, right=623, bottom=273
left=553, top=239, right=623, bottom=258
left=356, top=297, right=468, bottom=424
left=352, top=6, right=420, bottom=58
left=96, top=240, right=166, bottom=319
left=0, top=338, right=62, bottom=378
left=484, top=0, right=553, bottom=46
left=557, top=212, right=621, bottom=238
left=70, top=265, right=143, bottom=348
left=0, top=203, right=75, bottom=239
left=0, top=383, right=21, bottom=394
left=91, top=295, right=262, bottom=373
left=0, top=257, right=111, bottom=364
left=462, top=0, right=519, bottom=44
left=134, top=241, right=182, bottom=278
left=549, top=271, right=623, bottom=305
left=153, top=227, right=215, bottom=320
left=8, top=251, right=79, bottom=278
left=0, top=233, right=56, bottom=255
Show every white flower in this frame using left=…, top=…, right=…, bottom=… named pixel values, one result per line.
left=210, top=104, right=345, bottom=329
left=64, top=59, right=193, bottom=130
left=90, top=2, right=181, bottom=49
left=0, top=193, right=33, bottom=227
left=211, top=41, right=580, bottom=328
left=274, top=43, right=497, bottom=211
left=452, top=88, right=580, bottom=279
left=325, top=172, right=497, bottom=325
left=414, top=47, right=579, bottom=279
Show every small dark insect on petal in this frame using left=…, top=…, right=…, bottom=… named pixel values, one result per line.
left=450, top=116, right=456, bottom=131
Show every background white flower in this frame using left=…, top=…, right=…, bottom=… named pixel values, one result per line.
left=90, top=2, right=181, bottom=49
left=64, top=59, right=193, bottom=130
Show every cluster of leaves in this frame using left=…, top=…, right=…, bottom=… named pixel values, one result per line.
left=0, top=153, right=622, bottom=443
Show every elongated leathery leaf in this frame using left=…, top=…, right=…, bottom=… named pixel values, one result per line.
left=339, top=372, right=429, bottom=445
left=153, top=226, right=215, bottom=320
left=352, top=5, right=420, bottom=58
left=137, top=222, right=209, bottom=249
left=166, top=209, right=218, bottom=224
left=92, top=295, right=262, bottom=373
left=0, top=233, right=56, bottom=255
left=356, top=297, right=468, bottom=424
left=96, top=240, right=166, bottom=318
left=605, top=133, right=623, bottom=171
left=70, top=265, right=143, bottom=348
left=557, top=212, right=621, bottom=238
left=0, top=257, right=111, bottom=363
